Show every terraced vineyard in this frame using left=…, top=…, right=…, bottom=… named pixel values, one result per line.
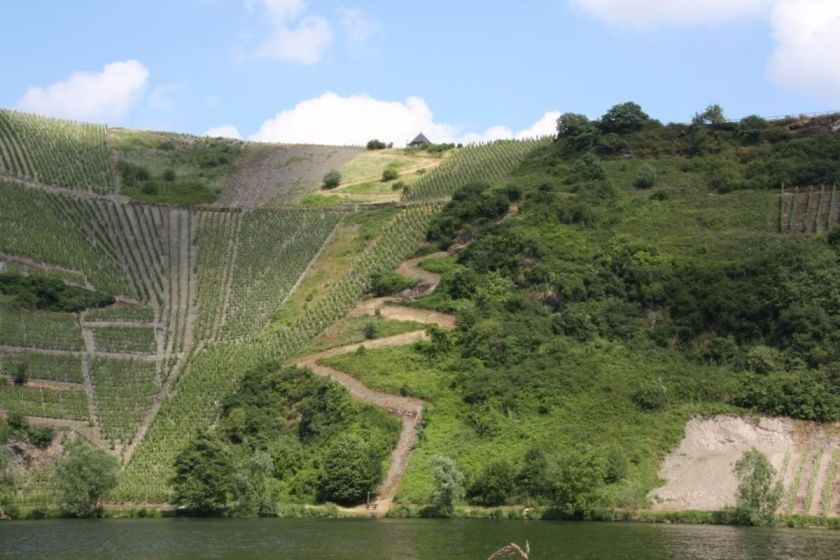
left=404, top=138, right=549, bottom=201
left=0, top=119, right=544, bottom=505
left=117, top=203, right=440, bottom=502
left=0, top=110, right=116, bottom=193
left=780, top=185, right=839, bottom=234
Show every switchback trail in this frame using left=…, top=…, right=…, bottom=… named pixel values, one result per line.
left=295, top=252, right=453, bottom=516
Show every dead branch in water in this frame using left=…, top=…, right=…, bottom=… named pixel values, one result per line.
left=487, top=541, right=530, bottom=560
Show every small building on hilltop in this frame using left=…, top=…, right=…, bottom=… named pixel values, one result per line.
left=407, top=133, right=431, bottom=149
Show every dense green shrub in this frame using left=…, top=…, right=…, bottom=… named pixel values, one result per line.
left=429, top=456, right=465, bottom=517
left=382, top=168, right=399, bottom=182
left=553, top=445, right=609, bottom=517
left=467, top=459, right=517, bottom=506
left=632, top=380, right=668, bottom=411
left=170, top=432, right=235, bottom=513
left=737, top=370, right=840, bottom=422
left=556, top=113, right=598, bottom=152
left=692, top=104, right=727, bottom=126
left=426, top=183, right=513, bottom=248
left=367, top=139, right=387, bottom=150
left=733, top=448, right=783, bottom=526
left=369, top=272, right=419, bottom=296
left=322, top=170, right=342, bottom=189
left=56, top=441, right=119, bottom=517
left=317, top=433, right=382, bottom=506
left=633, top=163, right=657, bottom=189
left=0, top=272, right=114, bottom=312
left=600, top=102, right=652, bottom=134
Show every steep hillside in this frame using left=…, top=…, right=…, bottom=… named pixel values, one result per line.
left=2, top=105, right=840, bottom=520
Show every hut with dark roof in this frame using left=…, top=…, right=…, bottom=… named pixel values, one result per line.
left=407, top=133, right=431, bottom=148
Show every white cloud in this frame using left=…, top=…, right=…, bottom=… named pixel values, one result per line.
left=205, top=125, right=243, bottom=140
left=18, top=60, right=149, bottom=122
left=767, top=0, right=840, bottom=102
left=248, top=0, right=304, bottom=22
left=248, top=0, right=333, bottom=64
left=573, top=0, right=840, bottom=103
left=570, top=0, right=776, bottom=28
left=250, top=91, right=557, bottom=146
left=340, top=8, right=378, bottom=46
left=252, top=92, right=458, bottom=145
left=257, top=16, right=333, bottom=64
left=459, top=112, right=561, bottom=144
left=514, top=111, right=562, bottom=139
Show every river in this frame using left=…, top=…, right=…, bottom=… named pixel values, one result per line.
left=1, top=518, right=839, bottom=559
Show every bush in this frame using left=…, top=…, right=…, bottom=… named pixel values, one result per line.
left=557, top=113, right=598, bottom=152
left=55, top=441, right=119, bottom=517
left=600, top=102, right=651, bottom=134
left=467, top=459, right=516, bottom=506
left=553, top=445, right=608, bottom=516
left=0, top=271, right=114, bottom=312
left=746, top=345, right=784, bottom=375
left=170, top=432, right=235, bottom=513
left=733, top=448, right=783, bottom=526
left=392, top=181, right=407, bottom=191
left=369, top=272, right=419, bottom=296
left=693, top=104, right=727, bottom=126
left=322, top=170, right=342, bottom=189
left=632, top=379, right=668, bottom=411
left=633, top=163, right=658, bottom=189
left=571, top=153, right=607, bottom=181
left=737, top=370, right=840, bottom=422
left=429, top=456, right=465, bottom=517
left=363, top=322, right=378, bottom=340
left=382, top=168, right=399, bottom=182
left=366, top=139, right=387, bottom=150
left=11, top=363, right=28, bottom=386
left=162, top=169, right=176, bottom=182
left=318, top=433, right=382, bottom=506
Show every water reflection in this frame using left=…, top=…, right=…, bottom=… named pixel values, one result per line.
left=1, top=518, right=839, bottom=560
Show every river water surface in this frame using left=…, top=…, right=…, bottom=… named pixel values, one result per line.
left=1, top=518, right=840, bottom=559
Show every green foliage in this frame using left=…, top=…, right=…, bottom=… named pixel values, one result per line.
left=733, top=448, right=783, bottom=526
left=11, top=362, right=29, bottom=386
left=600, top=102, right=652, bottom=134
left=232, top=452, right=278, bottom=517
left=737, top=370, right=840, bottom=422
left=323, top=170, right=342, bottom=189
left=0, top=271, right=114, bottom=312
left=553, top=445, right=609, bottom=517
left=170, top=432, right=235, bottom=513
left=382, top=168, right=400, bottom=182
left=737, top=115, right=768, bottom=145
left=55, top=440, right=119, bottom=517
left=317, top=433, right=382, bottom=506
left=556, top=113, right=598, bottom=152
left=366, top=139, right=387, bottom=150
left=632, top=380, right=669, bottom=411
left=426, top=183, right=514, bottom=248
left=692, top=104, right=727, bottom=126
left=0, top=446, right=17, bottom=520
left=467, top=459, right=516, bottom=506
left=429, top=456, right=465, bottom=517
left=363, top=321, right=378, bottom=340
left=369, top=271, right=420, bottom=296
left=633, top=163, right=658, bottom=189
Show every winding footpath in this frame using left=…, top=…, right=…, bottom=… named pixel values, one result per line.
left=295, top=252, right=454, bottom=515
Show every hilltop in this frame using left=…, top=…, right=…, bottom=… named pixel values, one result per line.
left=1, top=105, right=840, bottom=521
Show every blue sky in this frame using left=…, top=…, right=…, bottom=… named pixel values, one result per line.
left=1, top=0, right=838, bottom=144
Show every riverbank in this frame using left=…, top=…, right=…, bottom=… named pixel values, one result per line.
left=5, top=503, right=840, bottom=530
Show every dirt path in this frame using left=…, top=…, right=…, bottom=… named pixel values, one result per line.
left=294, top=251, right=453, bottom=516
